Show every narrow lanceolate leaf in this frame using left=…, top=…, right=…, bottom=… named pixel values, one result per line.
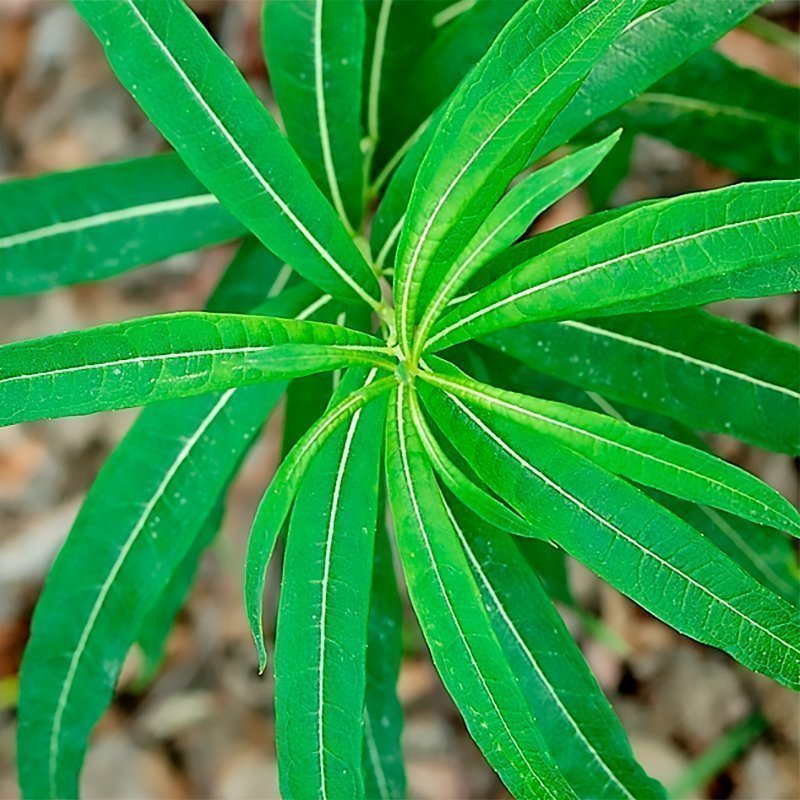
left=363, top=0, right=447, bottom=179
left=414, top=131, right=623, bottom=350
left=444, top=499, right=666, bottom=800
left=245, top=372, right=394, bottom=669
left=385, top=385, right=576, bottom=800
left=594, top=50, right=800, bottom=179
left=422, top=389, right=800, bottom=690
left=72, top=0, right=379, bottom=308
left=0, top=154, right=242, bottom=297
left=17, top=248, right=316, bottom=800
left=0, top=312, right=392, bottom=427
left=530, top=0, right=767, bottom=160
left=263, top=0, right=365, bottom=229
left=362, top=507, right=406, bottom=800
left=136, top=504, right=223, bottom=683
left=420, top=371, right=800, bottom=536
left=407, top=387, right=537, bottom=537
left=275, top=368, right=386, bottom=799
left=395, top=0, right=645, bottom=351
left=429, top=181, right=800, bottom=350
left=484, top=309, right=800, bottom=454
left=648, top=490, right=798, bottom=605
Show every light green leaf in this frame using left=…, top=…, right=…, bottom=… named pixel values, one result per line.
left=263, top=0, right=365, bottom=229
left=275, top=367, right=386, bottom=799
left=0, top=312, right=392, bottom=427
left=0, top=154, right=242, bottom=297
left=483, top=308, right=800, bottom=454
left=395, top=0, right=644, bottom=352
left=530, top=0, right=767, bottom=160
left=245, top=371, right=394, bottom=670
left=444, top=498, right=666, bottom=800
left=421, top=370, right=800, bottom=535
left=429, top=181, right=800, bottom=350
left=16, top=243, right=315, bottom=800
left=421, top=388, right=800, bottom=690
left=407, top=385, right=537, bottom=536
left=414, top=130, right=623, bottom=351
left=594, top=50, right=800, bottom=179
left=362, top=505, right=406, bottom=800
left=385, top=384, right=576, bottom=800
left=72, top=0, right=379, bottom=308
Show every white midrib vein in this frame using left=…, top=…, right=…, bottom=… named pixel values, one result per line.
left=428, top=208, right=799, bottom=348
left=0, top=194, right=219, bottom=250
left=125, top=0, right=375, bottom=309
left=396, top=387, right=557, bottom=799
left=560, top=320, right=800, bottom=400
left=0, top=344, right=390, bottom=388
left=442, top=500, right=635, bottom=800
left=314, top=0, right=352, bottom=231
left=366, top=0, right=393, bottom=143
left=448, top=394, right=800, bottom=660
left=634, top=92, right=789, bottom=126
left=398, top=0, right=611, bottom=350
left=363, top=710, right=390, bottom=799
left=416, top=178, right=551, bottom=352
left=425, top=374, right=795, bottom=529
left=48, top=388, right=236, bottom=796
left=316, top=368, right=377, bottom=798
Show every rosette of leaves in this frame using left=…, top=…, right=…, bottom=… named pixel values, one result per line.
left=3, top=1, right=799, bottom=798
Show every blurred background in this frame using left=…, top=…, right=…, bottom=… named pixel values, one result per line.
left=0, top=1, right=798, bottom=798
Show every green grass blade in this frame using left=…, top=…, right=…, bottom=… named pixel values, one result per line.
left=385, top=385, right=576, bottom=800
left=275, top=368, right=386, bottom=799
left=72, top=0, right=379, bottom=308
left=444, top=498, right=666, bottom=800
left=483, top=308, right=800, bottom=454
left=362, top=504, right=406, bottom=800
left=422, top=388, right=800, bottom=690
left=263, top=0, right=366, bottom=229
left=0, top=313, right=392, bottom=427
left=245, top=372, right=394, bottom=670
left=429, top=181, right=800, bottom=350
left=395, top=0, right=645, bottom=352
left=420, top=371, right=800, bottom=536
left=0, top=154, right=242, bottom=297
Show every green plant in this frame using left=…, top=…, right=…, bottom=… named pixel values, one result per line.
left=3, top=0, right=798, bottom=797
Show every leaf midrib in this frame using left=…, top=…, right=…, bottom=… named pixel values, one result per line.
left=447, top=394, right=800, bottom=663
left=429, top=208, right=799, bottom=348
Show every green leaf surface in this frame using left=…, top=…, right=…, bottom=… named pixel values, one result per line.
left=429, top=181, right=800, bottom=350
left=0, top=154, right=242, bottom=297
left=275, top=368, right=386, bottom=799
left=245, top=371, right=394, bottom=670
left=136, top=504, right=223, bottom=683
left=593, top=49, right=800, bottom=180
left=414, top=130, right=623, bottom=351
left=530, top=0, right=767, bottom=160
left=385, top=384, right=576, bottom=799
left=396, top=0, right=644, bottom=351
left=421, top=370, right=800, bottom=535
left=263, top=0, right=365, bottom=229
left=0, top=312, right=391, bottom=427
left=444, top=499, right=665, bottom=800
left=422, top=389, right=800, bottom=689
left=16, top=244, right=313, bottom=800
left=72, top=0, right=379, bottom=307
left=362, top=505, right=406, bottom=800
left=363, top=0, right=447, bottom=179
left=483, top=309, right=800, bottom=454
